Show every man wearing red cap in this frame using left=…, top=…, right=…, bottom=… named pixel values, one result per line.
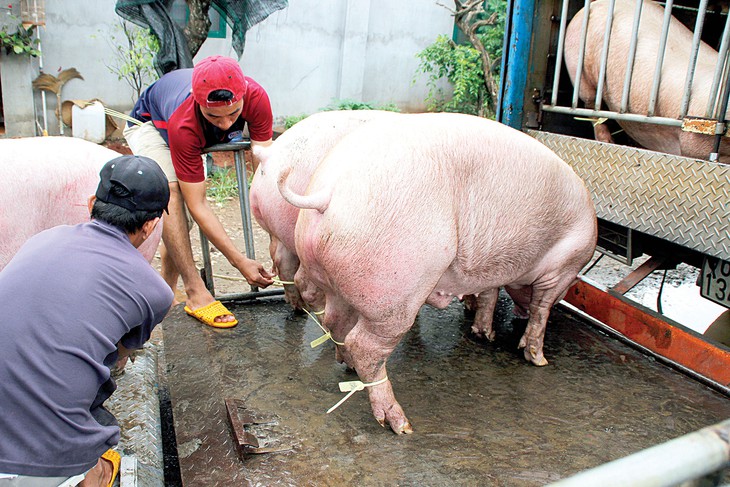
left=124, top=55, right=274, bottom=328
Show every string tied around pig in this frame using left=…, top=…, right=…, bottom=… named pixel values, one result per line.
left=272, top=276, right=295, bottom=286
left=327, top=376, right=389, bottom=414
left=574, top=116, right=608, bottom=127
left=303, top=308, right=344, bottom=347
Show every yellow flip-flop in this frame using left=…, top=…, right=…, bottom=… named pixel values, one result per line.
left=184, top=300, right=238, bottom=328
left=101, top=449, right=120, bottom=487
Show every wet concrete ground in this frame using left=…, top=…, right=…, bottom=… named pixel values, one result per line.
left=161, top=291, right=730, bottom=486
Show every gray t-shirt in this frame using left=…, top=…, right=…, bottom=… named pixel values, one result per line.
left=0, top=220, right=173, bottom=477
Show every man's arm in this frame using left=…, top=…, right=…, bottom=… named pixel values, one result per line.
left=178, top=179, right=273, bottom=287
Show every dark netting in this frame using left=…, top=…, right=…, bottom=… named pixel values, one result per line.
left=115, top=0, right=288, bottom=75
left=213, top=0, right=288, bottom=58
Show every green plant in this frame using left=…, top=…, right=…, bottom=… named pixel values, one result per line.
left=284, top=114, right=308, bottom=129
left=324, top=99, right=400, bottom=112
left=415, top=0, right=505, bottom=117
left=101, top=21, right=159, bottom=101
left=283, top=101, right=401, bottom=132
left=207, top=168, right=240, bottom=204
left=0, top=20, right=40, bottom=57
left=416, top=35, right=488, bottom=116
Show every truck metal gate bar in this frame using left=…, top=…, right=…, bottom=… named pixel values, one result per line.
left=680, top=0, right=708, bottom=118
left=648, top=0, right=673, bottom=117
left=545, top=0, right=730, bottom=136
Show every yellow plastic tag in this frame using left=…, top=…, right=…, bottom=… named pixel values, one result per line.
left=310, top=333, right=331, bottom=348
left=338, top=380, right=365, bottom=393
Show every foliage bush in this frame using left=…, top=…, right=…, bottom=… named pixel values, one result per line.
left=284, top=114, right=308, bottom=129
left=0, top=19, right=40, bottom=57
left=415, top=0, right=505, bottom=117
left=323, top=99, right=400, bottom=112
left=101, top=21, right=159, bottom=101
left=207, top=167, right=240, bottom=204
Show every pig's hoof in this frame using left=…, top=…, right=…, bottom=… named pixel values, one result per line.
left=470, top=325, right=496, bottom=342
left=526, top=345, right=548, bottom=366
left=390, top=419, right=413, bottom=435
left=376, top=415, right=413, bottom=434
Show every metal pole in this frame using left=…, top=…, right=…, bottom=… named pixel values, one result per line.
left=546, top=419, right=730, bottom=487
left=707, top=12, right=730, bottom=118
left=233, top=148, right=258, bottom=293
left=679, top=0, right=709, bottom=118
left=199, top=231, right=215, bottom=295
left=550, top=0, right=571, bottom=107
left=496, top=0, right=514, bottom=123
left=594, top=0, right=616, bottom=111
left=500, top=0, right=536, bottom=129
left=571, top=0, right=593, bottom=109
left=647, top=0, right=674, bottom=117
left=620, top=0, right=644, bottom=113
left=710, top=56, right=730, bottom=161
left=541, top=104, right=683, bottom=126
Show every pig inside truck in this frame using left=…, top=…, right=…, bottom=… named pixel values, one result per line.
left=500, top=0, right=730, bottom=389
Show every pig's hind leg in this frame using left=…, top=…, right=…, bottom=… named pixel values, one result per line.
left=343, top=318, right=414, bottom=434
left=469, top=289, right=498, bottom=341
left=517, top=273, right=577, bottom=366
left=272, top=238, right=306, bottom=311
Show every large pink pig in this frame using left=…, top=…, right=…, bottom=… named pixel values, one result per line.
left=250, top=110, right=399, bottom=311
left=564, top=0, right=729, bottom=160
left=279, top=113, right=597, bottom=434
left=0, top=136, right=161, bottom=269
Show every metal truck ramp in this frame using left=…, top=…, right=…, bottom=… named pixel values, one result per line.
left=161, top=294, right=730, bottom=486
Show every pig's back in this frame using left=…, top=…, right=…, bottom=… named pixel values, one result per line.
left=0, top=137, right=120, bottom=269
left=309, top=112, right=592, bottom=260
left=251, top=110, right=400, bottom=249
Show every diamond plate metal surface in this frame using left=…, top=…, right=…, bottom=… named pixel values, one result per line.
left=528, top=131, right=730, bottom=261
left=106, top=333, right=164, bottom=487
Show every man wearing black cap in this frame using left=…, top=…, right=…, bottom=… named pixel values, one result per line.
left=0, top=155, right=174, bottom=487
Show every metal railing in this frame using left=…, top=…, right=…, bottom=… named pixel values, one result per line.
left=200, top=140, right=284, bottom=302
left=547, top=418, right=730, bottom=487
left=544, top=0, right=730, bottom=145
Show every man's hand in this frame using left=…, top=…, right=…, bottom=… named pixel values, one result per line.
left=237, top=258, right=274, bottom=287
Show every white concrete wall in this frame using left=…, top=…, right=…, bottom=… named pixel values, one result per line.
left=2, top=0, right=453, bottom=136
left=199, top=0, right=454, bottom=122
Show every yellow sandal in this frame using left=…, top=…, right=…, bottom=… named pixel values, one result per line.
left=101, top=449, right=120, bottom=487
left=184, top=300, right=238, bottom=328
